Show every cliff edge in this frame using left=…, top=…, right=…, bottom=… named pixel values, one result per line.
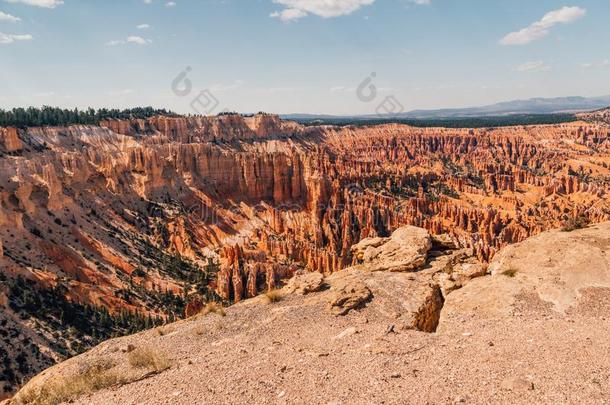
left=8, top=223, right=610, bottom=404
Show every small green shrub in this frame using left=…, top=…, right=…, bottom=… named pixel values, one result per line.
left=561, top=216, right=589, bottom=232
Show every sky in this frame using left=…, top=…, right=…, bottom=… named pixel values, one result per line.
left=0, top=0, right=609, bottom=115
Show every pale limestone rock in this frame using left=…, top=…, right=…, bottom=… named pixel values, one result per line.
left=332, top=327, right=358, bottom=340
left=439, top=223, right=610, bottom=331
left=431, top=233, right=459, bottom=250
left=351, top=226, right=432, bottom=273
left=285, top=271, right=325, bottom=295
left=327, top=278, right=372, bottom=316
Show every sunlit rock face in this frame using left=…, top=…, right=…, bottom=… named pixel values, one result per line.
left=1, top=114, right=609, bottom=396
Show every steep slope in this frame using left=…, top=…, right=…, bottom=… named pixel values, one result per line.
left=1, top=114, right=610, bottom=396
left=9, top=223, right=610, bottom=405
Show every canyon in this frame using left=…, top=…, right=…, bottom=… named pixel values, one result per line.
left=1, top=113, right=610, bottom=398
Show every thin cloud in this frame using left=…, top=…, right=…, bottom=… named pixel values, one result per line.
left=330, top=86, right=356, bottom=92
left=0, top=11, right=20, bottom=22
left=0, top=32, right=32, bottom=44
left=166, top=1, right=176, bottom=7
left=107, top=36, right=152, bottom=46
left=137, top=24, right=151, bottom=29
left=515, top=61, right=551, bottom=72
left=581, top=59, right=610, bottom=69
left=210, top=80, right=245, bottom=92
left=500, top=6, right=586, bottom=46
left=3, top=0, right=63, bottom=8
left=270, top=0, right=375, bottom=22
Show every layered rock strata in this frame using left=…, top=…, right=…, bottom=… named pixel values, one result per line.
left=1, top=114, right=610, bottom=396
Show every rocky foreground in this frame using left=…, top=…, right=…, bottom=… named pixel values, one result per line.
left=9, top=223, right=610, bottom=405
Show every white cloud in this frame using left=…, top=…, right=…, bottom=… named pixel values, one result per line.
left=143, top=0, right=152, bottom=3
left=581, top=59, right=610, bottom=69
left=3, top=0, right=63, bottom=8
left=515, top=61, right=551, bottom=72
left=270, top=8, right=307, bottom=21
left=126, top=35, right=150, bottom=44
left=0, top=32, right=32, bottom=44
left=500, top=6, right=586, bottom=46
left=210, top=80, right=245, bottom=92
left=270, top=0, right=375, bottom=21
left=166, top=1, right=176, bottom=7
left=0, top=11, right=20, bottom=22
left=137, top=23, right=150, bottom=29
left=107, top=36, right=152, bottom=46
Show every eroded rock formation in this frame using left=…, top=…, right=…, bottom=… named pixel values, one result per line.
left=1, top=114, right=610, bottom=396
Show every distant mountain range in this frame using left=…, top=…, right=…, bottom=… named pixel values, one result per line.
left=282, top=95, right=610, bottom=121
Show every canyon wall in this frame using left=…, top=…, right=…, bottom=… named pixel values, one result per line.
left=1, top=114, right=610, bottom=396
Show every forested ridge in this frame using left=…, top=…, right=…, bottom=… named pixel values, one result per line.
left=0, top=106, right=175, bottom=128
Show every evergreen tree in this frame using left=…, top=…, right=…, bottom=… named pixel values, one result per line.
left=0, top=106, right=176, bottom=128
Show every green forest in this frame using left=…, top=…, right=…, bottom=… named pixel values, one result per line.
left=0, top=106, right=175, bottom=128
left=294, top=113, right=578, bottom=128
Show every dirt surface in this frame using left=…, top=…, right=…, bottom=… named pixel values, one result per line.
left=55, top=295, right=610, bottom=404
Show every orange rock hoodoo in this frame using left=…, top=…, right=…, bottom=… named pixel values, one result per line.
left=1, top=114, right=610, bottom=305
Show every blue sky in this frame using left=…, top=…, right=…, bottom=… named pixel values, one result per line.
left=0, top=0, right=608, bottom=115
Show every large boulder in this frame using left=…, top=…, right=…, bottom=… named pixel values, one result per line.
left=324, top=225, right=484, bottom=331
left=351, top=226, right=432, bottom=272
left=285, top=271, right=326, bottom=295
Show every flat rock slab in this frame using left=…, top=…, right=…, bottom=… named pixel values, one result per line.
left=439, top=222, right=610, bottom=330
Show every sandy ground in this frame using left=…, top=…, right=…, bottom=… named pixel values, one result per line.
left=69, top=290, right=610, bottom=405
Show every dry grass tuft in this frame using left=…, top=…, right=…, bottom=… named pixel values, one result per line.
left=156, top=325, right=175, bottom=336
left=501, top=267, right=519, bottom=278
left=127, top=347, right=171, bottom=372
left=199, top=301, right=226, bottom=317
left=16, top=360, right=123, bottom=405
left=192, top=324, right=206, bottom=336
left=264, top=289, right=283, bottom=304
